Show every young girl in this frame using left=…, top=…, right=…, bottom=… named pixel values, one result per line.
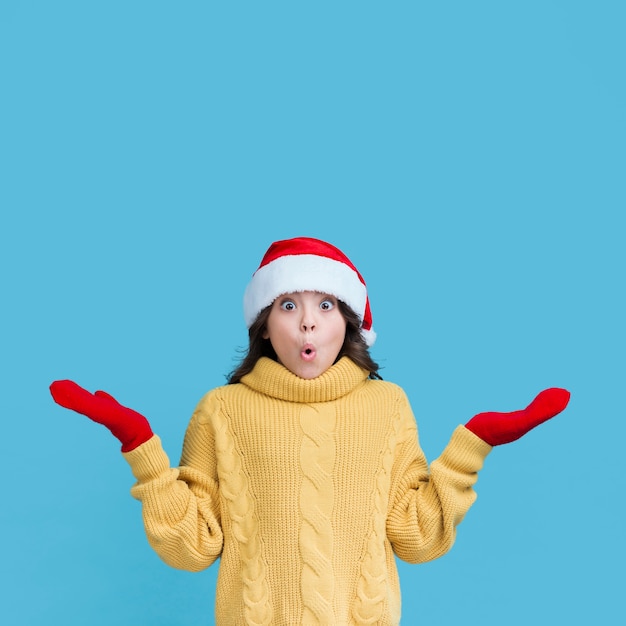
left=50, top=236, right=570, bottom=626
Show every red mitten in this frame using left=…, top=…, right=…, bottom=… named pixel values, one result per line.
left=50, top=380, right=154, bottom=452
left=465, top=387, right=570, bottom=446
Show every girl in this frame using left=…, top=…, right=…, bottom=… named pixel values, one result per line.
left=50, top=236, right=570, bottom=626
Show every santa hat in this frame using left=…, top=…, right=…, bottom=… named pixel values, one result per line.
left=243, top=237, right=376, bottom=347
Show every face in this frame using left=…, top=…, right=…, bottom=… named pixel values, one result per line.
left=262, top=291, right=347, bottom=379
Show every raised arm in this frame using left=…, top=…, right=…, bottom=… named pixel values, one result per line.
left=49, top=379, right=223, bottom=570
left=387, top=387, right=571, bottom=564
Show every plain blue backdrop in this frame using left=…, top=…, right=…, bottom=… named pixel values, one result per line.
left=1, top=2, right=624, bottom=624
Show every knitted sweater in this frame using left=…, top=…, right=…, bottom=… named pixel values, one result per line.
left=123, top=357, right=492, bottom=625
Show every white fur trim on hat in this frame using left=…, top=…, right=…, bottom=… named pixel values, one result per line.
left=244, top=253, right=367, bottom=325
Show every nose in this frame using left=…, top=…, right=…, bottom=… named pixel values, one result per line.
left=300, top=305, right=316, bottom=333
left=301, top=319, right=316, bottom=332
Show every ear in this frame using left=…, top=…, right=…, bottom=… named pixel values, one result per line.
left=262, top=327, right=269, bottom=340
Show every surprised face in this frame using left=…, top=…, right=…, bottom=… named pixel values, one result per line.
left=262, top=291, right=347, bottom=379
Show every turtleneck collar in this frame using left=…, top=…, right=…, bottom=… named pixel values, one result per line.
left=240, top=356, right=370, bottom=403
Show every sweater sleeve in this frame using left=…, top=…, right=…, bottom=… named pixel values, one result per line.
left=386, top=393, right=492, bottom=564
left=122, top=402, right=223, bottom=572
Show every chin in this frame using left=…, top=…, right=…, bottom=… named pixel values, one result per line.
left=292, top=363, right=323, bottom=380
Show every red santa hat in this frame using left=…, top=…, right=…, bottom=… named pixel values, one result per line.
left=243, top=237, right=376, bottom=347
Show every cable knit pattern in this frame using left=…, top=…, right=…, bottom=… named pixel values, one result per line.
left=213, top=406, right=272, bottom=626
left=123, top=357, right=492, bottom=626
left=351, top=404, right=401, bottom=625
left=299, top=404, right=336, bottom=624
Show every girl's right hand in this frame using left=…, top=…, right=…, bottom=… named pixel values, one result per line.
left=50, top=380, right=154, bottom=452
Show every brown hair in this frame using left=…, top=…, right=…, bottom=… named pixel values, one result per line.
left=227, top=300, right=382, bottom=384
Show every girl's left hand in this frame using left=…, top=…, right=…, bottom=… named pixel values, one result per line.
left=464, top=387, right=571, bottom=446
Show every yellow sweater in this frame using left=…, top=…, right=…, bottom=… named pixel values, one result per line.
left=123, top=357, right=491, bottom=626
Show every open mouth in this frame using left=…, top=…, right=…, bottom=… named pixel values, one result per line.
left=301, top=344, right=316, bottom=361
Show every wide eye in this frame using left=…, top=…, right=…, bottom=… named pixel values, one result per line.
left=320, top=298, right=335, bottom=311
left=280, top=299, right=296, bottom=311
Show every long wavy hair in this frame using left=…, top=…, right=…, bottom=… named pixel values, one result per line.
left=227, top=300, right=382, bottom=384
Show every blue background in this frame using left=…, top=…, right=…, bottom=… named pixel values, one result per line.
left=1, top=2, right=624, bottom=624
